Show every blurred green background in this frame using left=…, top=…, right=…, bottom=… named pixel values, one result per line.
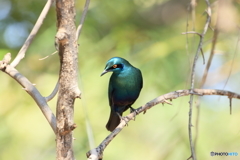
left=0, top=0, right=240, bottom=159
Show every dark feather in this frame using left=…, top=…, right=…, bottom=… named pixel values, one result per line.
left=101, top=57, right=143, bottom=131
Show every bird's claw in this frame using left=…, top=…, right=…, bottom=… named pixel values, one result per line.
left=129, top=107, right=138, bottom=121
left=116, top=113, right=129, bottom=127
left=122, top=117, right=129, bottom=127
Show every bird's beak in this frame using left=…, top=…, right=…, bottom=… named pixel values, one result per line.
left=100, top=69, right=108, bottom=76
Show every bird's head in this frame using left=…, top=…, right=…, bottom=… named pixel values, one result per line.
left=100, top=57, right=130, bottom=76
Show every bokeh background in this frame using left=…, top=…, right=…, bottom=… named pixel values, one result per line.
left=0, top=0, right=240, bottom=159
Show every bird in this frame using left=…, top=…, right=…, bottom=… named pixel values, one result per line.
left=101, top=57, right=143, bottom=131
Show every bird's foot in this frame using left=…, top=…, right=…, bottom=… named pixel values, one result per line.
left=129, top=107, right=138, bottom=121
left=116, top=113, right=129, bottom=127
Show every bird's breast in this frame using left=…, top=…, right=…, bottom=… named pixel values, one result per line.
left=110, top=69, right=142, bottom=103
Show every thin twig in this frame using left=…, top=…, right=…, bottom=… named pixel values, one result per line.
left=10, top=0, right=54, bottom=67
left=193, top=99, right=201, bottom=159
left=191, top=0, right=196, bottom=32
left=200, top=48, right=205, bottom=64
left=221, top=29, right=240, bottom=90
left=39, top=51, right=58, bottom=60
left=45, top=81, right=59, bottom=102
left=188, top=0, right=211, bottom=159
left=86, top=88, right=240, bottom=160
left=182, top=31, right=202, bottom=37
left=185, top=4, right=192, bottom=71
left=229, top=98, right=232, bottom=115
left=182, top=31, right=206, bottom=65
left=75, top=0, right=96, bottom=157
left=194, top=0, right=239, bottom=152
left=187, top=155, right=193, bottom=160
left=75, top=0, right=90, bottom=41
left=200, top=29, right=218, bottom=87
left=193, top=27, right=218, bottom=157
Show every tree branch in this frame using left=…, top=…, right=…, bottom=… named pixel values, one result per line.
left=200, top=29, right=218, bottom=87
left=10, top=0, right=54, bottom=67
left=75, top=0, right=90, bottom=41
left=221, top=29, right=240, bottom=90
left=45, top=81, right=59, bottom=102
left=194, top=6, right=220, bottom=154
left=182, top=31, right=202, bottom=37
left=188, top=1, right=211, bottom=159
left=87, top=88, right=239, bottom=160
left=0, top=54, right=57, bottom=134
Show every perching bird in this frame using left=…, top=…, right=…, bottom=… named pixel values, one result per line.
left=101, top=57, right=143, bottom=131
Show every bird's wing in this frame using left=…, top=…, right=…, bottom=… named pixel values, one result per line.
left=108, top=81, right=114, bottom=108
left=135, top=68, right=143, bottom=90
left=139, top=70, right=143, bottom=89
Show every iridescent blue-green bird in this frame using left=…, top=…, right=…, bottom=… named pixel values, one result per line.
left=101, top=57, right=143, bottom=131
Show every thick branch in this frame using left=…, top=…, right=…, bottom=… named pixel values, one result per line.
left=55, top=0, right=81, bottom=159
left=86, top=88, right=238, bottom=159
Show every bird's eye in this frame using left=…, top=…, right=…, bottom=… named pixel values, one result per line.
left=112, top=64, right=117, bottom=68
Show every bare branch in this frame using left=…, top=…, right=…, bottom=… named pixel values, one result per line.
left=221, top=29, right=240, bottom=90
left=187, top=155, right=193, bottom=160
left=87, top=88, right=239, bottom=159
left=10, top=0, right=54, bottom=67
left=182, top=31, right=206, bottom=66
left=194, top=0, right=238, bottom=152
left=39, top=51, right=58, bottom=60
left=75, top=0, right=90, bottom=41
left=182, top=31, right=202, bottom=37
left=190, top=0, right=196, bottom=31
left=229, top=98, right=232, bottom=115
left=45, top=81, right=59, bottom=102
left=2, top=64, right=57, bottom=134
left=200, top=48, right=205, bottom=64
left=194, top=23, right=218, bottom=157
left=188, top=0, right=211, bottom=159
left=200, top=29, right=218, bottom=87
left=185, top=5, right=191, bottom=70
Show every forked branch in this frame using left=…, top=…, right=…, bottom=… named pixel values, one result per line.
left=0, top=54, right=57, bottom=133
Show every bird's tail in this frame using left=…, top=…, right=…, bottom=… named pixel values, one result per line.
left=106, top=111, right=121, bottom=132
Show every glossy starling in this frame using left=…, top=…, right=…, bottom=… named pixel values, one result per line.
left=101, top=57, right=143, bottom=131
